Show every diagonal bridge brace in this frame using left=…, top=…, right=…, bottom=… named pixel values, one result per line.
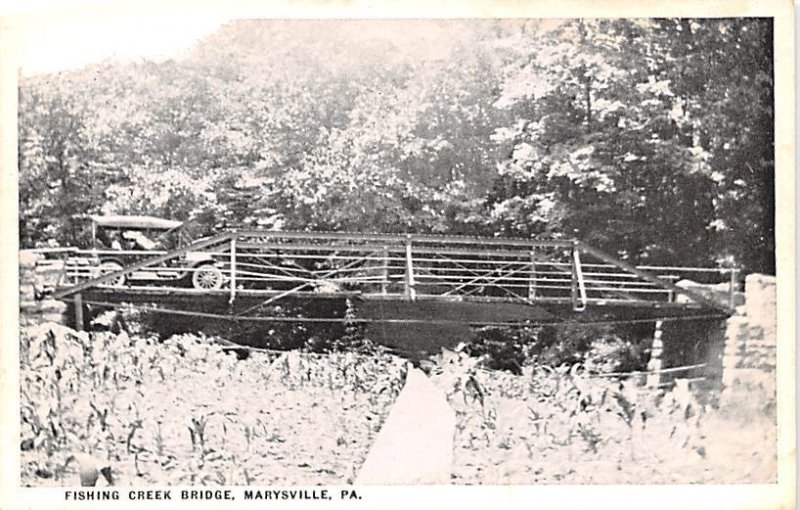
left=577, top=242, right=733, bottom=314
left=231, top=248, right=382, bottom=318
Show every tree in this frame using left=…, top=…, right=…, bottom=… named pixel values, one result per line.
left=18, top=19, right=774, bottom=277
left=486, top=18, right=773, bottom=273
left=19, top=82, right=108, bottom=247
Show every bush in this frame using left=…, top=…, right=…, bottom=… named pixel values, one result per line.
left=465, top=322, right=653, bottom=374
left=129, top=300, right=350, bottom=350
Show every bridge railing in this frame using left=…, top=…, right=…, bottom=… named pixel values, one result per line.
left=42, top=231, right=736, bottom=313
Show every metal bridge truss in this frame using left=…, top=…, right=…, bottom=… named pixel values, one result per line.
left=46, top=231, right=736, bottom=323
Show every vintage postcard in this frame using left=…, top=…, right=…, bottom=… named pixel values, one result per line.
left=0, top=1, right=795, bottom=509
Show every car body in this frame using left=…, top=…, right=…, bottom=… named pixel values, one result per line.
left=65, top=215, right=225, bottom=290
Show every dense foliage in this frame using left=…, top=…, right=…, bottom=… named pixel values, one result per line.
left=19, top=18, right=774, bottom=274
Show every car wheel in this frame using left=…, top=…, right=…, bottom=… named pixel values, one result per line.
left=192, top=264, right=224, bottom=290
left=97, top=261, right=125, bottom=287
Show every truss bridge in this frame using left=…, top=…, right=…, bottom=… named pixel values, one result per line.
left=38, top=231, right=736, bottom=337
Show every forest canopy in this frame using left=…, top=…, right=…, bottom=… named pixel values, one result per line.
left=18, top=18, right=775, bottom=275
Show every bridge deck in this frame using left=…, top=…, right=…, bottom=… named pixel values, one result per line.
left=74, top=285, right=705, bottom=305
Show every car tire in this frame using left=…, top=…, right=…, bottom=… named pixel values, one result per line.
left=97, top=261, right=126, bottom=287
left=191, top=263, right=224, bottom=290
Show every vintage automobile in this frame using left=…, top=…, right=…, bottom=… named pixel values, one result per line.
left=67, top=215, right=225, bottom=290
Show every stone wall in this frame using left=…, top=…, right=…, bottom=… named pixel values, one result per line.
left=653, top=273, right=776, bottom=398
left=19, top=250, right=67, bottom=327
left=721, top=274, right=777, bottom=399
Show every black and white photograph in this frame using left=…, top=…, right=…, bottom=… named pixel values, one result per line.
left=0, top=1, right=795, bottom=508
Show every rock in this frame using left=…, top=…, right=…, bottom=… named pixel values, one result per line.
left=19, top=250, right=42, bottom=269
left=41, top=313, right=67, bottom=324
left=744, top=273, right=776, bottom=342
left=38, top=300, right=67, bottom=314
left=67, top=453, right=114, bottom=487
left=19, top=283, right=36, bottom=302
left=731, top=291, right=746, bottom=307
left=19, top=300, right=41, bottom=312
left=674, top=279, right=732, bottom=306
left=36, top=261, right=67, bottom=287
left=720, top=273, right=777, bottom=392
left=356, top=367, right=456, bottom=484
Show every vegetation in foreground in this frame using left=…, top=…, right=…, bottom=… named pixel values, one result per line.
left=20, top=324, right=406, bottom=486
left=20, top=324, right=775, bottom=486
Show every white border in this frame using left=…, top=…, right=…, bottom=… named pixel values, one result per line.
left=0, top=2, right=794, bottom=509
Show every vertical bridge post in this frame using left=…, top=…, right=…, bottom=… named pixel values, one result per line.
left=529, top=249, right=537, bottom=300
left=229, top=235, right=237, bottom=305
left=570, top=241, right=587, bottom=312
left=381, top=246, right=389, bottom=295
left=405, top=235, right=416, bottom=301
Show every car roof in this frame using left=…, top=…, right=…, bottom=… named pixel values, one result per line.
left=89, top=215, right=183, bottom=230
